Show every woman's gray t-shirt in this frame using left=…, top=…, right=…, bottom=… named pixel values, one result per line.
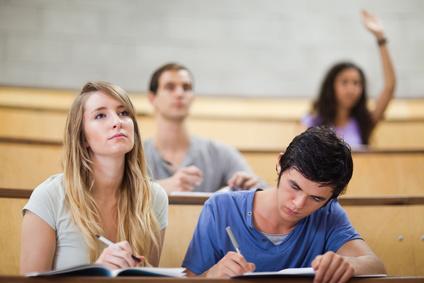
left=23, top=173, right=168, bottom=270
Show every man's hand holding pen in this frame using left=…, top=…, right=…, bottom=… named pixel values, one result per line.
left=204, top=226, right=255, bottom=278
left=204, top=251, right=255, bottom=278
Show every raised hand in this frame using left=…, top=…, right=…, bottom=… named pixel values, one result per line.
left=361, top=10, right=385, bottom=39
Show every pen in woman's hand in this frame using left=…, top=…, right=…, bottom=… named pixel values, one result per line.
left=96, top=235, right=142, bottom=263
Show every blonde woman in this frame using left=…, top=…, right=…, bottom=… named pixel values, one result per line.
left=20, top=81, right=168, bottom=273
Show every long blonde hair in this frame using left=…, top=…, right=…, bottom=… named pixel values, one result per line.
left=63, top=81, right=160, bottom=263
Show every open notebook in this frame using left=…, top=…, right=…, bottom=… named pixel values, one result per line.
left=234, top=267, right=387, bottom=278
left=26, top=264, right=186, bottom=278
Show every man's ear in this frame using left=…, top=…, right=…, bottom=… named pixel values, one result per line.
left=275, top=152, right=283, bottom=174
left=147, top=91, right=156, bottom=105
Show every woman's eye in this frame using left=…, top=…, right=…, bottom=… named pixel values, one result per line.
left=95, top=113, right=106, bottom=119
left=119, top=110, right=129, bottom=116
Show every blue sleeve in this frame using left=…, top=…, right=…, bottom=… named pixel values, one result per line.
left=182, top=200, right=223, bottom=275
left=324, top=201, right=362, bottom=252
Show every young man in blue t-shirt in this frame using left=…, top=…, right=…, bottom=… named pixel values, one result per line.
left=182, top=127, right=386, bottom=282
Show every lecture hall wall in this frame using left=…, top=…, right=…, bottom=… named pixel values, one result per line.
left=0, top=0, right=423, bottom=98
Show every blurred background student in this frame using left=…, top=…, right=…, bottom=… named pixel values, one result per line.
left=144, top=63, right=262, bottom=194
left=302, top=10, right=396, bottom=148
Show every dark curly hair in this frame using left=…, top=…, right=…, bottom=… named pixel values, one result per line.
left=277, top=126, right=353, bottom=198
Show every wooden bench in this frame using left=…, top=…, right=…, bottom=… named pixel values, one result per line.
left=1, top=190, right=423, bottom=276
left=1, top=138, right=423, bottom=197
left=1, top=86, right=424, bottom=149
left=242, top=149, right=424, bottom=196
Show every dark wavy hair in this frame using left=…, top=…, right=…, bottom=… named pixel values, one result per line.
left=312, top=62, right=373, bottom=144
left=149, top=62, right=193, bottom=95
left=277, top=126, right=353, bottom=198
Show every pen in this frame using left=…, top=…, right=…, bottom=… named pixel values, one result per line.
left=95, top=234, right=141, bottom=262
left=225, top=226, right=242, bottom=255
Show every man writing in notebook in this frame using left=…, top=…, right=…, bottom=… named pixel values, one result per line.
left=182, top=127, right=386, bottom=282
left=144, top=63, right=260, bottom=194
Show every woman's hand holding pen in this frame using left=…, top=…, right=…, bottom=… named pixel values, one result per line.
left=95, top=240, right=143, bottom=269
left=204, top=251, right=255, bottom=278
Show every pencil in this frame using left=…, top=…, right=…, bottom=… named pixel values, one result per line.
left=225, top=226, right=242, bottom=255
left=96, top=234, right=141, bottom=262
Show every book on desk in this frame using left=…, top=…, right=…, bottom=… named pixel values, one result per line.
left=26, top=264, right=185, bottom=278
left=233, top=267, right=387, bottom=278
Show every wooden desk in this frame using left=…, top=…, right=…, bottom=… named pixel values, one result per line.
left=1, top=190, right=423, bottom=277
left=1, top=138, right=423, bottom=197
left=0, top=276, right=423, bottom=283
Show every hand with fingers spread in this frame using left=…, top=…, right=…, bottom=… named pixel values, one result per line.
left=311, top=251, right=354, bottom=283
left=96, top=241, right=144, bottom=270
left=159, top=165, right=203, bottom=193
left=362, top=10, right=385, bottom=39
left=205, top=251, right=255, bottom=278
left=227, top=171, right=259, bottom=190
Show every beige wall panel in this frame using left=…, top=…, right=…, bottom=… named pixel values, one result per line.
left=373, top=122, right=424, bottom=149
left=1, top=106, right=424, bottom=150
left=409, top=206, right=424, bottom=275
left=345, top=206, right=415, bottom=276
left=2, top=141, right=423, bottom=197
left=0, top=198, right=27, bottom=275
left=348, top=154, right=424, bottom=196
left=0, top=143, right=62, bottom=189
left=160, top=205, right=202, bottom=267
left=244, top=152, right=424, bottom=196
left=187, top=119, right=302, bottom=151
left=0, top=108, right=66, bottom=142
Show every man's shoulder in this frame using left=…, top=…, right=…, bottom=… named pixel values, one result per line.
left=205, top=190, right=254, bottom=209
left=142, top=139, right=159, bottom=160
left=191, top=136, right=238, bottom=153
left=143, top=138, right=155, bottom=149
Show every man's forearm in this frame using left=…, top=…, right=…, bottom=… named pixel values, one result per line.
left=345, top=255, right=386, bottom=275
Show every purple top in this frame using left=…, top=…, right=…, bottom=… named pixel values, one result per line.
left=302, top=115, right=363, bottom=149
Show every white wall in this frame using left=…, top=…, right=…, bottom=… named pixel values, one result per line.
left=0, top=0, right=423, bottom=97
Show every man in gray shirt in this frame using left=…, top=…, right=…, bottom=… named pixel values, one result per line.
left=144, top=63, right=261, bottom=194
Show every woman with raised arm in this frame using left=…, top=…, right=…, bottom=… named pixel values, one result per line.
left=303, top=10, right=396, bottom=147
left=20, top=81, right=168, bottom=273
